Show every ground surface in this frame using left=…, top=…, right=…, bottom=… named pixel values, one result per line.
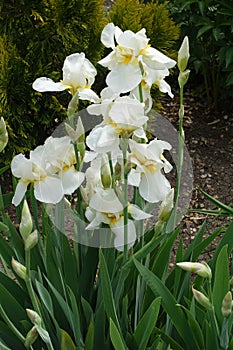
left=159, top=87, right=233, bottom=262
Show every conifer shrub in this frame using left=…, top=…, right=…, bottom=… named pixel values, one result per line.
left=0, top=0, right=106, bottom=163
left=108, top=0, right=180, bottom=60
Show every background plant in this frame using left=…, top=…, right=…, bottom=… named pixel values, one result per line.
left=0, top=0, right=106, bottom=164
left=164, top=0, right=233, bottom=110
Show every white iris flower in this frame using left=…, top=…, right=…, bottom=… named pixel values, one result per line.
left=128, top=139, right=172, bottom=203
left=86, top=95, right=148, bottom=153
left=11, top=136, right=84, bottom=206
left=32, top=53, right=98, bottom=102
left=85, top=188, right=151, bottom=251
left=98, top=23, right=176, bottom=94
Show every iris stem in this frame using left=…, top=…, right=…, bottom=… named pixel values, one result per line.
left=121, top=136, right=129, bottom=262
left=25, top=250, right=41, bottom=319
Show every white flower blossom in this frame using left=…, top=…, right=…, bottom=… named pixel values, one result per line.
left=85, top=188, right=151, bottom=251
left=32, top=53, right=98, bottom=101
left=86, top=95, right=148, bottom=153
left=98, top=23, right=176, bottom=95
left=11, top=136, right=84, bottom=206
left=128, top=139, right=172, bottom=203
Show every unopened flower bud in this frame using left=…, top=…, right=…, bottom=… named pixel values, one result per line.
left=0, top=117, right=8, bottom=152
left=101, top=157, right=112, bottom=189
left=65, top=116, right=85, bottom=143
left=19, top=200, right=33, bottom=240
left=24, top=326, right=38, bottom=348
left=178, top=70, right=190, bottom=88
left=26, top=309, right=42, bottom=326
left=178, top=36, right=190, bottom=72
left=11, top=258, right=27, bottom=280
left=158, top=188, right=174, bottom=222
left=25, top=230, right=38, bottom=251
left=221, top=291, right=233, bottom=318
left=114, top=162, right=122, bottom=180
left=192, top=286, right=212, bottom=310
left=177, top=261, right=212, bottom=280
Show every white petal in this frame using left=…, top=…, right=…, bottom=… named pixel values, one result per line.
left=133, top=127, right=147, bottom=141
left=79, top=88, right=100, bottom=103
left=112, top=219, right=136, bottom=251
left=89, top=188, right=123, bottom=213
left=128, top=169, right=141, bottom=187
left=118, top=28, right=148, bottom=55
left=34, top=177, right=64, bottom=204
left=100, top=87, right=119, bottom=100
left=86, top=125, right=119, bottom=153
left=109, top=96, right=147, bottom=130
left=63, top=53, right=97, bottom=89
left=129, top=204, right=152, bottom=220
left=106, top=64, right=142, bottom=94
left=12, top=182, right=27, bottom=206
left=32, top=77, right=66, bottom=92
left=157, top=79, right=174, bottom=98
left=61, top=168, right=85, bottom=195
left=85, top=209, right=106, bottom=230
left=11, top=154, right=34, bottom=180
left=139, top=170, right=171, bottom=203
left=98, top=51, right=117, bottom=69
left=101, top=23, right=116, bottom=48
left=142, top=47, right=176, bottom=69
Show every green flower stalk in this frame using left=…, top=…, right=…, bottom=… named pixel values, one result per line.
left=0, top=117, right=8, bottom=152
left=19, top=200, right=33, bottom=241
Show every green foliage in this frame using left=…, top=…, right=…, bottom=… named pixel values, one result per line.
left=109, top=0, right=180, bottom=59
left=166, top=0, right=233, bottom=109
left=0, top=0, right=106, bottom=164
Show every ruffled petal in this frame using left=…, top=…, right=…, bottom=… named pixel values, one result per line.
left=86, top=125, right=119, bottom=153
left=34, top=177, right=64, bottom=204
left=139, top=170, right=171, bottom=203
left=142, top=47, right=176, bottom=69
left=32, top=77, right=66, bottom=92
left=79, top=88, right=100, bottom=103
left=129, top=204, right=152, bottom=220
left=118, top=28, right=148, bottom=55
left=89, top=188, right=123, bottom=213
left=157, top=79, right=174, bottom=98
left=106, top=64, right=142, bottom=94
left=128, top=169, right=141, bottom=187
left=61, top=168, right=85, bottom=195
left=11, top=154, right=34, bottom=180
left=101, top=22, right=116, bottom=48
left=112, top=219, right=136, bottom=251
